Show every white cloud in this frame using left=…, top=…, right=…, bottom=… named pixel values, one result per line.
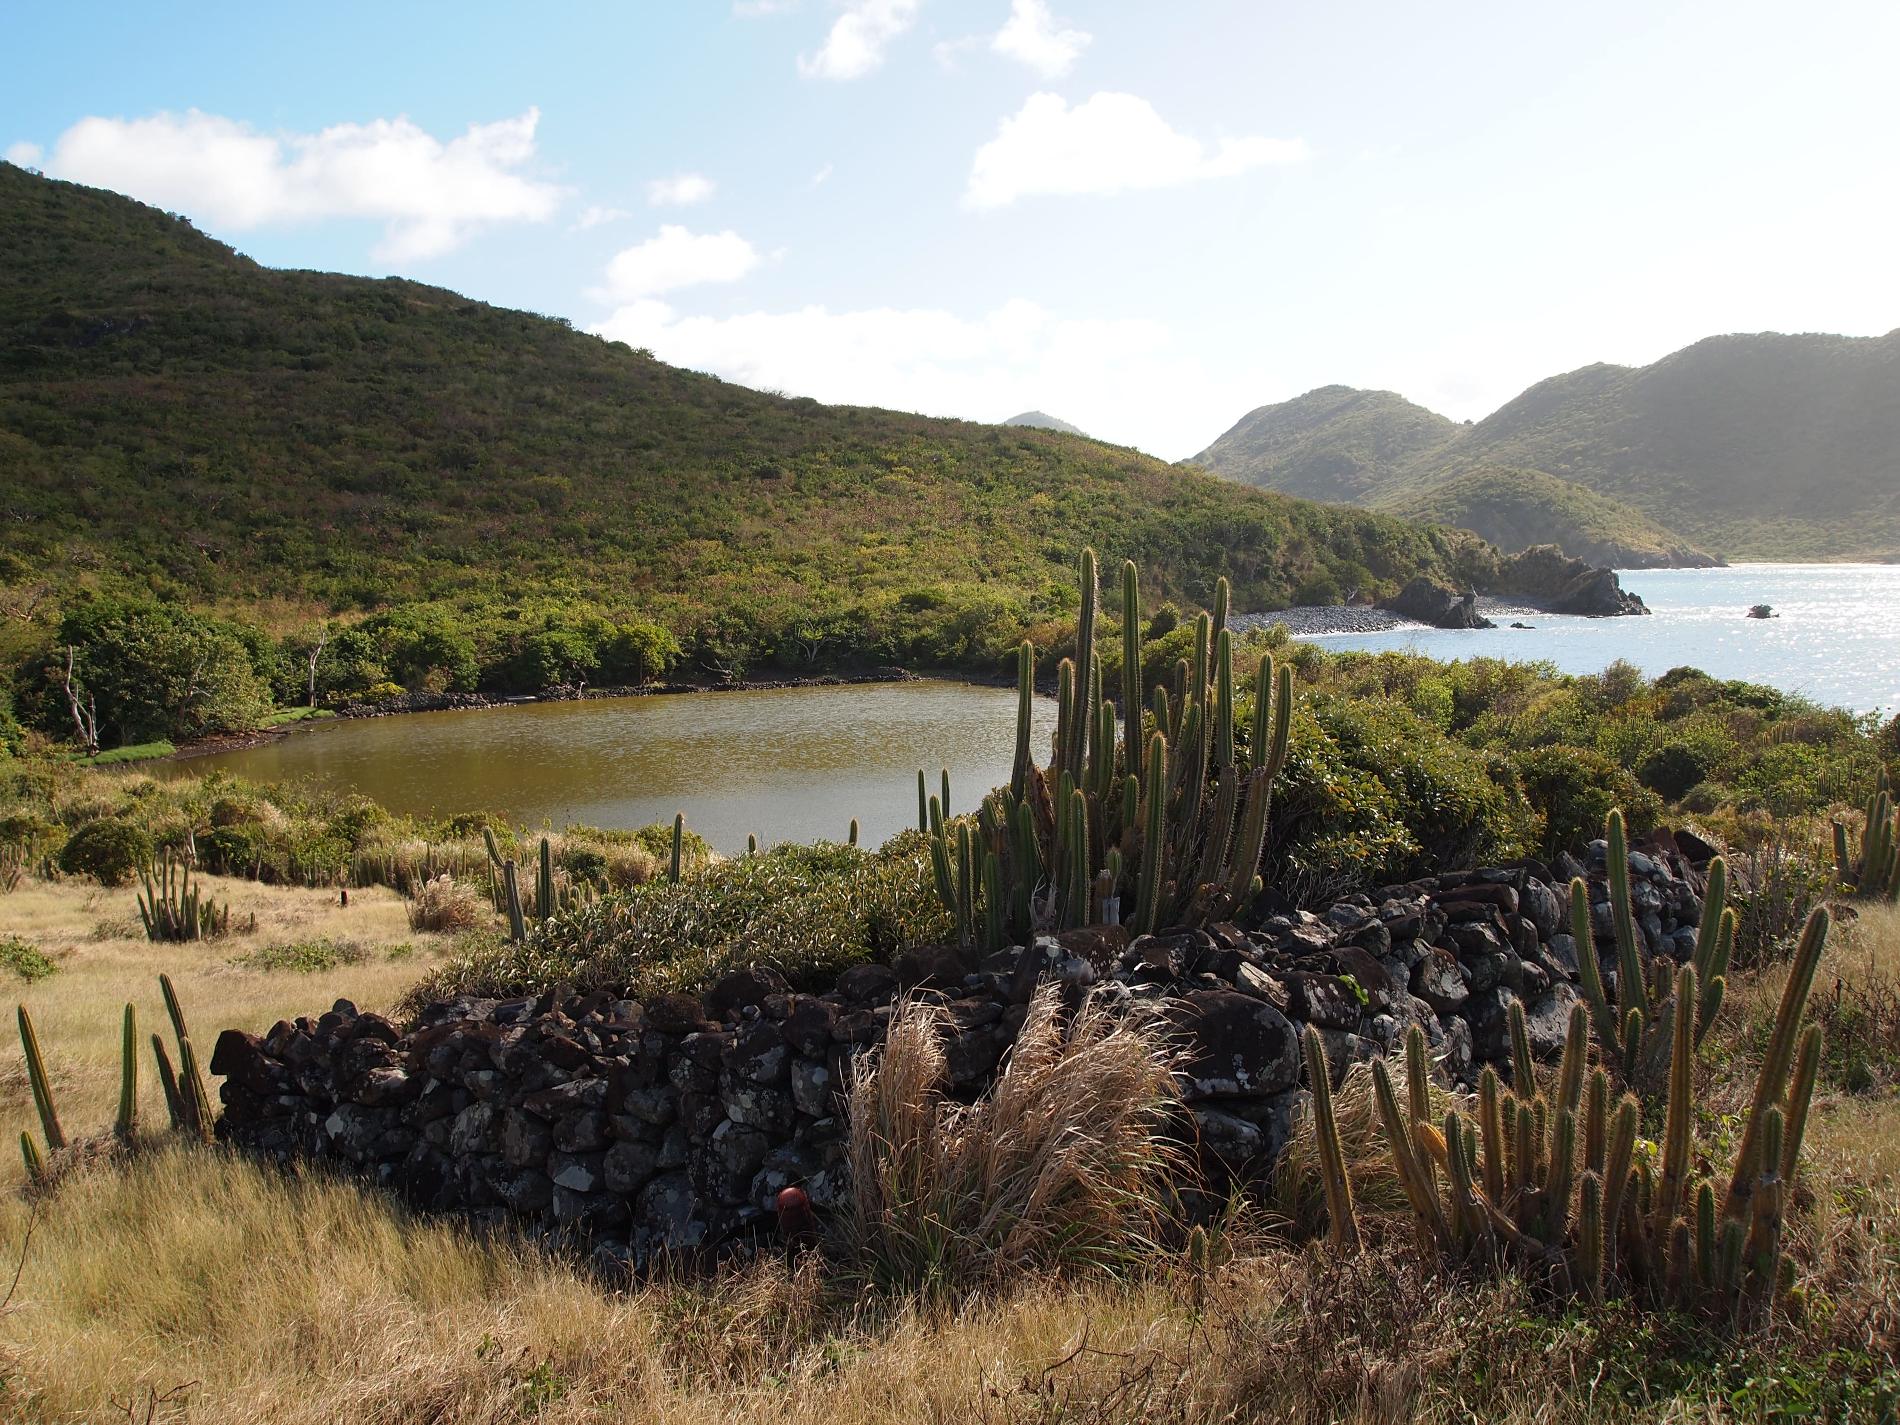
left=4, top=141, right=42, bottom=167
left=590, top=295, right=1271, bottom=457
left=810, top=162, right=834, bottom=187
left=799, top=0, right=920, bottom=79
left=42, top=107, right=560, bottom=260
left=647, top=172, right=716, bottom=207
left=965, top=91, right=1309, bottom=210
left=599, top=226, right=761, bottom=300
left=572, top=205, right=632, bottom=231
left=991, top=0, right=1090, bottom=77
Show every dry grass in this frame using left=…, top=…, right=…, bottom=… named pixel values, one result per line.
left=2, top=1145, right=1894, bottom=1424
left=0, top=873, right=450, bottom=1186
left=0, top=897, right=1896, bottom=1420
left=407, top=873, right=486, bottom=934
left=842, top=986, right=1185, bottom=1294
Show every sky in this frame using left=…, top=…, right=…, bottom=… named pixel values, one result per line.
left=4, top=0, right=1898, bottom=459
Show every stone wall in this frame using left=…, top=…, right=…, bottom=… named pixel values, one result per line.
left=212, top=833, right=1713, bottom=1268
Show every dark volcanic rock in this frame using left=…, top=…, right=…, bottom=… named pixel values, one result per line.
left=1380, top=578, right=1494, bottom=629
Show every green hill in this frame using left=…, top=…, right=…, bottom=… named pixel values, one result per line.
left=1372, top=466, right=1717, bottom=569
left=0, top=163, right=1489, bottom=719
left=1189, top=385, right=1464, bottom=504
left=1191, top=333, right=1900, bottom=562
left=1435, top=332, right=1900, bottom=559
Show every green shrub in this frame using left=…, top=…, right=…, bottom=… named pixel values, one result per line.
left=1637, top=741, right=1712, bottom=800
left=232, top=937, right=373, bottom=973
left=197, top=823, right=269, bottom=877
left=1514, top=746, right=1662, bottom=861
left=417, top=835, right=945, bottom=1004
left=57, top=818, right=153, bottom=885
left=0, top=936, right=56, bottom=982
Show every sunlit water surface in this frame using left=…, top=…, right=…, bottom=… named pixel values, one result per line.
left=1299, top=564, right=1899, bottom=718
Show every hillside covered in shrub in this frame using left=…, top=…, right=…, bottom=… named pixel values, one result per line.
left=0, top=163, right=1501, bottom=748
left=1191, top=331, right=1900, bottom=561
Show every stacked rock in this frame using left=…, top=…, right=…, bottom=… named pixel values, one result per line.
left=213, top=835, right=1711, bottom=1266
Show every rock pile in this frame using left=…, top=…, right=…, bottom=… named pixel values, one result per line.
left=213, top=834, right=1713, bottom=1267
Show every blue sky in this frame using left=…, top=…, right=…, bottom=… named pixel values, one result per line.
left=5, top=0, right=1897, bottom=457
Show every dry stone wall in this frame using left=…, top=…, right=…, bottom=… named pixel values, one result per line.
left=213, top=833, right=1714, bottom=1270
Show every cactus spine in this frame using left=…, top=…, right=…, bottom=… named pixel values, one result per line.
left=17, top=1004, right=64, bottom=1151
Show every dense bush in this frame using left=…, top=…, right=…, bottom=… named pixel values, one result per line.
left=1513, top=746, right=1661, bottom=861
left=414, top=837, right=949, bottom=1004
left=56, top=817, right=152, bottom=885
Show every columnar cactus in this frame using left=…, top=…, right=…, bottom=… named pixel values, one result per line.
left=925, top=549, right=1296, bottom=949
left=1835, top=772, right=1900, bottom=902
left=17, top=1004, right=64, bottom=1150
left=1367, top=906, right=1831, bottom=1324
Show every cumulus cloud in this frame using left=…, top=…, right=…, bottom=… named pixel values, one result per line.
left=599, top=226, right=760, bottom=300
left=991, top=0, right=1090, bottom=77
left=647, top=172, right=716, bottom=206
left=42, top=107, right=561, bottom=260
left=799, top=0, right=920, bottom=79
left=589, top=295, right=1269, bottom=456
left=965, top=91, right=1308, bottom=210
left=5, top=141, right=42, bottom=167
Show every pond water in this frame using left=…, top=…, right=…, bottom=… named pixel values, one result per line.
left=1296, top=564, right=1900, bottom=718
left=167, top=680, right=1057, bottom=853
left=162, top=565, right=1896, bottom=849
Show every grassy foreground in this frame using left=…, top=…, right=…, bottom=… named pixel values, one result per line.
left=1, top=871, right=1897, bottom=1421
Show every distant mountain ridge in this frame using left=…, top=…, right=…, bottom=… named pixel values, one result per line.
left=1003, top=410, right=1089, bottom=437
left=1191, top=331, right=1900, bottom=562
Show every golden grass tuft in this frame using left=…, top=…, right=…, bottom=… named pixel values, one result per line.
left=842, top=984, right=1186, bottom=1294
left=407, top=873, right=486, bottom=934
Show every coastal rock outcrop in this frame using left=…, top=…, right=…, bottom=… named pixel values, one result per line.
left=1380, top=578, right=1495, bottom=629
left=213, top=835, right=1713, bottom=1268
left=1495, top=545, right=1648, bottom=616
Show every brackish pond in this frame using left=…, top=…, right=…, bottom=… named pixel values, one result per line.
left=168, top=680, right=1057, bottom=853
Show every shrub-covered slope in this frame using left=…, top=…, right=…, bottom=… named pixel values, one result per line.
left=0, top=163, right=1481, bottom=648
left=1189, top=385, right=1465, bottom=505
left=1436, top=332, right=1900, bottom=559
left=1190, top=332, right=1900, bottom=562
left=1373, top=466, right=1718, bottom=569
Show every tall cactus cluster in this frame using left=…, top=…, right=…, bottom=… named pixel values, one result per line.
left=17, top=972, right=214, bottom=1182
left=137, top=851, right=230, bottom=942
left=924, top=550, right=1291, bottom=951
left=1573, top=809, right=1732, bottom=1088
left=1834, top=770, right=1900, bottom=903
left=482, top=829, right=596, bottom=943
left=1306, top=906, right=1830, bottom=1325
